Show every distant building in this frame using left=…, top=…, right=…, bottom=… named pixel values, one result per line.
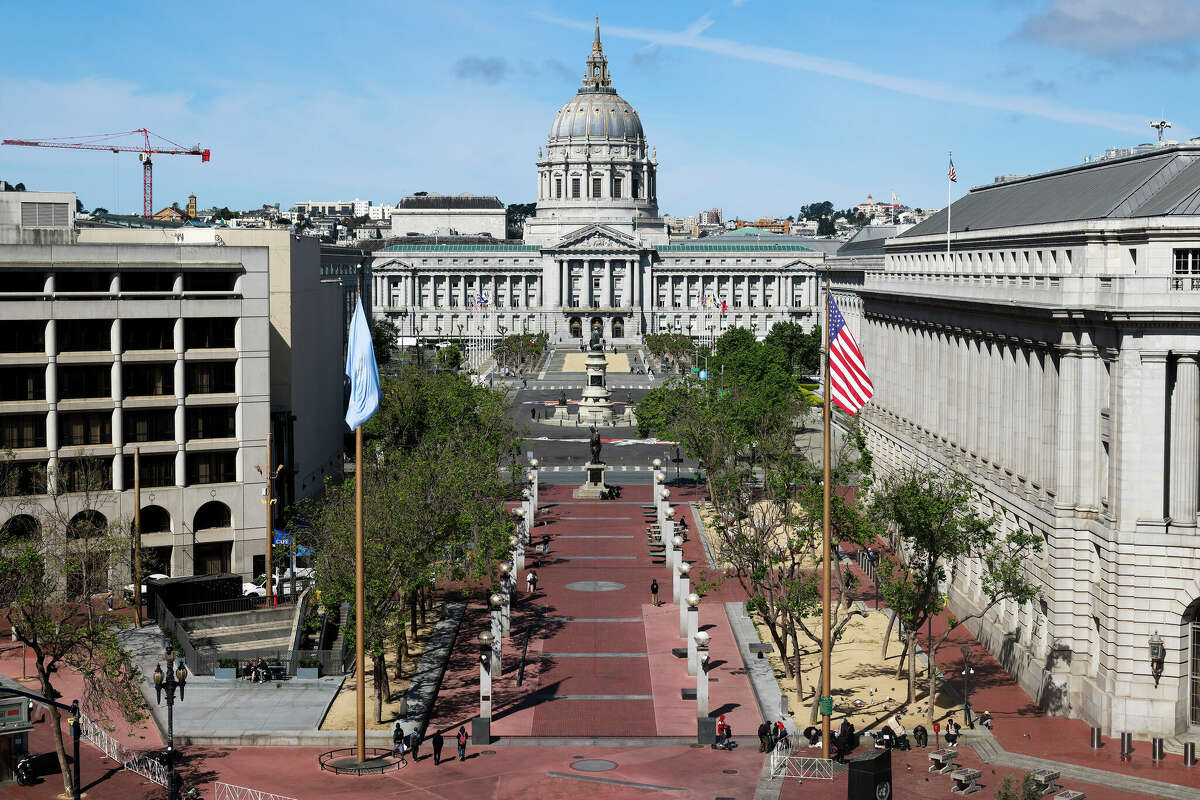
left=293, top=200, right=357, bottom=217
left=152, top=206, right=185, bottom=221
left=698, top=208, right=722, bottom=226
left=736, top=218, right=790, bottom=234
left=367, top=204, right=397, bottom=221
left=389, top=194, right=506, bottom=239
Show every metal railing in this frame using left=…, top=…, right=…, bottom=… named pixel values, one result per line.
left=186, top=648, right=346, bottom=677
left=214, top=782, right=298, bottom=800
left=174, top=596, right=296, bottom=619
left=769, top=747, right=835, bottom=782
left=78, top=710, right=169, bottom=788
left=152, top=597, right=199, bottom=669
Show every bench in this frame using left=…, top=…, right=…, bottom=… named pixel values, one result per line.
left=671, top=647, right=688, bottom=659
left=1030, top=769, right=1061, bottom=795
left=1053, top=791, right=1084, bottom=800
left=950, top=767, right=982, bottom=794
left=928, top=748, right=957, bottom=774
left=749, top=643, right=773, bottom=658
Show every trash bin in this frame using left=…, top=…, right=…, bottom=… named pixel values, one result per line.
left=847, top=747, right=891, bottom=800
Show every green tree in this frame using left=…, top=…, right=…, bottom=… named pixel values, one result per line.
left=297, top=368, right=518, bottom=720
left=764, top=321, right=821, bottom=376
left=368, top=316, right=402, bottom=366
left=438, top=343, right=463, bottom=371
left=505, top=202, right=536, bottom=239
left=871, top=469, right=1042, bottom=720
left=92, top=207, right=109, bottom=216
left=817, top=217, right=836, bottom=236
left=0, top=457, right=148, bottom=796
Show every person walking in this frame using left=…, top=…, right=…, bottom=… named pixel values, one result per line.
left=392, top=722, right=404, bottom=757
left=526, top=570, right=538, bottom=595
left=456, top=726, right=468, bottom=761
left=408, top=728, right=421, bottom=761
left=757, top=720, right=771, bottom=753
left=431, top=730, right=444, bottom=765
left=650, top=578, right=660, bottom=606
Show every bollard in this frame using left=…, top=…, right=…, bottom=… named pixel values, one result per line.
left=1151, top=738, right=1164, bottom=762
left=1184, top=741, right=1196, bottom=766
left=1120, top=732, right=1133, bottom=757
left=1089, top=727, right=1102, bottom=749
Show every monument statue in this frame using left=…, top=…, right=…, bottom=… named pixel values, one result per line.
left=589, top=329, right=603, bottom=352
left=559, top=389, right=568, bottom=406
left=589, top=426, right=603, bottom=464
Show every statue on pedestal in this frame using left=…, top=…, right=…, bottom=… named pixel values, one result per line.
left=589, top=425, right=603, bottom=464
left=589, top=329, right=603, bottom=352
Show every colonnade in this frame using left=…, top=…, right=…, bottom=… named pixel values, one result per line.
left=373, top=272, right=542, bottom=310
left=653, top=273, right=810, bottom=309
left=550, top=258, right=637, bottom=309
left=863, top=314, right=1061, bottom=494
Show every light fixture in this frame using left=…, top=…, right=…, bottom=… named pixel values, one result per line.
left=478, top=631, right=494, bottom=647
left=1149, top=630, right=1165, bottom=687
left=672, top=535, right=684, bottom=549
left=659, top=488, right=669, bottom=500
left=654, top=471, right=665, bottom=482
left=678, top=561, right=691, bottom=576
left=694, top=630, right=711, bottom=647
left=530, top=458, right=539, bottom=469
left=489, top=593, right=503, bottom=610
left=652, top=458, right=662, bottom=469
left=686, top=593, right=700, bottom=608
left=665, top=507, right=675, bottom=519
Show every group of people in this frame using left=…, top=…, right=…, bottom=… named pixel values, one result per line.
left=756, top=720, right=791, bottom=753
left=243, top=658, right=272, bottom=683
left=391, top=724, right=470, bottom=767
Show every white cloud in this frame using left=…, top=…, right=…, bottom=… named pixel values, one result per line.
left=536, top=12, right=1149, bottom=135
left=1018, top=0, right=1200, bottom=54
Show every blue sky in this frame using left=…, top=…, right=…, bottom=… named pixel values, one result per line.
left=1, top=0, right=1197, bottom=219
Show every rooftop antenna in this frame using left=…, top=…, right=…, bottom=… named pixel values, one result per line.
left=1150, top=115, right=1172, bottom=144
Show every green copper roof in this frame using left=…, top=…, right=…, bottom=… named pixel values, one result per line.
left=380, top=244, right=542, bottom=252
left=655, top=242, right=812, bottom=252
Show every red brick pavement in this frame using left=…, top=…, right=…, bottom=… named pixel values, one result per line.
left=426, top=482, right=761, bottom=739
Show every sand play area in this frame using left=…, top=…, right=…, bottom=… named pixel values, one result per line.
left=561, top=352, right=630, bottom=373
left=320, top=602, right=442, bottom=730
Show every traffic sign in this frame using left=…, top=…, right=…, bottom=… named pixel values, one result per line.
left=819, top=695, right=833, bottom=716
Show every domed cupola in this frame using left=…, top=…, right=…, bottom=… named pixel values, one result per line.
left=526, top=18, right=663, bottom=246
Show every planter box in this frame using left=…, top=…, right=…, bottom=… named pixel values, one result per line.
left=296, top=667, right=319, bottom=679
left=214, top=667, right=238, bottom=679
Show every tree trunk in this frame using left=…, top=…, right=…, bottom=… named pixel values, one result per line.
left=36, top=661, right=72, bottom=796
left=409, top=593, right=419, bottom=639
left=809, top=661, right=823, bottom=725
left=762, top=615, right=792, bottom=678
left=790, top=632, right=804, bottom=700
left=394, top=633, right=405, bottom=681
left=928, top=644, right=939, bottom=727
left=893, top=633, right=909, bottom=678
left=881, top=611, right=896, bottom=659
left=906, top=633, right=917, bottom=705
left=372, top=655, right=386, bottom=723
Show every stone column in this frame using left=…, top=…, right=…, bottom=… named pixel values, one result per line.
left=679, top=565, right=691, bottom=636
left=601, top=260, right=612, bottom=308
left=582, top=260, right=592, bottom=307
left=1055, top=345, right=1081, bottom=508
left=1169, top=353, right=1200, bottom=523
left=686, top=596, right=699, bottom=676
left=624, top=260, right=634, bottom=308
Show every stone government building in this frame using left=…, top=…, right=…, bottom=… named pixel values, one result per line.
left=370, top=22, right=822, bottom=344
left=829, top=145, right=1200, bottom=738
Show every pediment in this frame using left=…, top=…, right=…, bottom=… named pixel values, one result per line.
left=552, top=224, right=639, bottom=252
left=372, top=257, right=413, bottom=272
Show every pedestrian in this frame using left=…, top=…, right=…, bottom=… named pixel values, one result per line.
left=456, top=725, right=468, bottom=761
left=530, top=407, right=536, bottom=420
left=527, top=570, right=538, bottom=595
left=650, top=578, right=659, bottom=606
left=392, top=722, right=403, bottom=757
left=541, top=534, right=551, bottom=554
left=758, top=720, right=771, bottom=752
left=944, top=717, right=959, bottom=746
left=432, top=730, right=444, bottom=765
left=775, top=720, right=789, bottom=750
left=408, top=728, right=421, bottom=761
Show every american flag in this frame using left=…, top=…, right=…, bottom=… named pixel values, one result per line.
left=948, top=156, right=957, bottom=183
left=828, top=295, right=872, bottom=415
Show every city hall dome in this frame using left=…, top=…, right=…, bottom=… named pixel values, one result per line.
left=547, top=19, right=645, bottom=143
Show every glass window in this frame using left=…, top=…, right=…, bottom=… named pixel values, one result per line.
left=59, top=320, right=112, bottom=352
left=186, top=406, right=236, bottom=439
left=0, top=414, right=46, bottom=449
left=1174, top=249, right=1200, bottom=274
left=592, top=177, right=602, bottom=198
left=0, top=367, right=45, bottom=401
left=122, top=319, right=173, bottom=351
left=122, top=454, right=175, bottom=488
left=125, top=364, right=175, bottom=396
left=60, top=412, right=112, bottom=446
left=58, top=366, right=111, bottom=399
left=125, top=409, right=176, bottom=442
left=613, top=178, right=622, bottom=199
left=187, top=451, right=236, bottom=485
left=0, top=321, right=45, bottom=353
left=184, top=318, right=235, bottom=349
left=556, top=178, right=562, bottom=199
left=185, top=362, right=235, bottom=394
left=571, top=178, right=580, bottom=199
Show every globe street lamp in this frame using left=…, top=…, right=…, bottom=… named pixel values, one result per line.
left=670, top=534, right=685, bottom=600
left=497, top=562, right=513, bottom=640
left=677, top=562, right=691, bottom=637
left=694, top=629, right=711, bottom=721
left=476, top=630, right=494, bottom=745
left=1149, top=630, right=1165, bottom=687
left=686, top=593, right=701, bottom=676
left=960, top=646, right=976, bottom=728
left=152, top=648, right=188, bottom=800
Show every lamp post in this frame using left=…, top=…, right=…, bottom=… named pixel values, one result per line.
left=678, top=562, right=691, bottom=637
left=664, top=506, right=675, bottom=547
left=670, top=534, right=685, bottom=601
left=695, top=629, right=711, bottom=719
left=961, top=646, right=976, bottom=729
left=1149, top=630, right=1165, bottom=688
left=658, top=486, right=670, bottom=529
left=152, top=649, right=188, bottom=800
left=522, top=487, right=532, bottom=524
left=652, top=458, right=662, bottom=497
left=498, top=561, right=512, bottom=640
left=476, top=631, right=493, bottom=745
left=528, top=458, right=539, bottom=513
left=686, top=593, right=700, bottom=675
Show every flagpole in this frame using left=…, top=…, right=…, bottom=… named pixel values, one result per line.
left=355, top=270, right=367, bottom=764
left=820, top=267, right=832, bottom=760
left=947, top=150, right=952, bottom=265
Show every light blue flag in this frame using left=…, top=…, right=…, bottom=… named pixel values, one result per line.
left=344, top=298, right=381, bottom=429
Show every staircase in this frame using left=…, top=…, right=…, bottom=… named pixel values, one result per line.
left=179, top=605, right=296, bottom=655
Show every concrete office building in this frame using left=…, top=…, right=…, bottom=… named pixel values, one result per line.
left=370, top=22, right=821, bottom=343
left=828, top=143, right=1200, bottom=738
left=388, top=194, right=506, bottom=240
left=0, top=195, right=343, bottom=583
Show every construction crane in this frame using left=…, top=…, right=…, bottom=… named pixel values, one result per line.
left=1, top=128, right=210, bottom=218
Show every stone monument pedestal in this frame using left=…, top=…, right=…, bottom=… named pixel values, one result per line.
left=572, top=462, right=608, bottom=499
left=552, top=403, right=570, bottom=420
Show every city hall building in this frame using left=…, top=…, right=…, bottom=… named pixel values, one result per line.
left=370, top=23, right=822, bottom=343
left=829, top=143, right=1200, bottom=739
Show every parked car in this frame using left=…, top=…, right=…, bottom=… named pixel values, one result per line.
left=243, top=578, right=267, bottom=598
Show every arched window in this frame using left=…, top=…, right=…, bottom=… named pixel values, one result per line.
left=139, top=505, right=171, bottom=534
left=1187, top=599, right=1200, bottom=726
left=0, top=514, right=39, bottom=543
left=612, top=317, right=624, bottom=338
left=68, top=509, right=107, bottom=539
left=193, top=501, right=232, bottom=532
left=569, top=317, right=583, bottom=338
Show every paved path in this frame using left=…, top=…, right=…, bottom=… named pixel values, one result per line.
left=427, top=483, right=758, bottom=739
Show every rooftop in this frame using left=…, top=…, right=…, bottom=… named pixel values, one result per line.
left=901, top=143, right=1200, bottom=238
left=396, top=194, right=504, bottom=210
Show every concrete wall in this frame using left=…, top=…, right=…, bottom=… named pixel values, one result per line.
left=390, top=208, right=505, bottom=239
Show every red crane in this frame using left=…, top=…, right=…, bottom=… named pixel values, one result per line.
left=1, top=128, right=210, bottom=219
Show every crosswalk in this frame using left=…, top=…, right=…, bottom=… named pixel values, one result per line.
left=499, top=464, right=695, bottom=474
left=511, top=383, right=651, bottom=391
